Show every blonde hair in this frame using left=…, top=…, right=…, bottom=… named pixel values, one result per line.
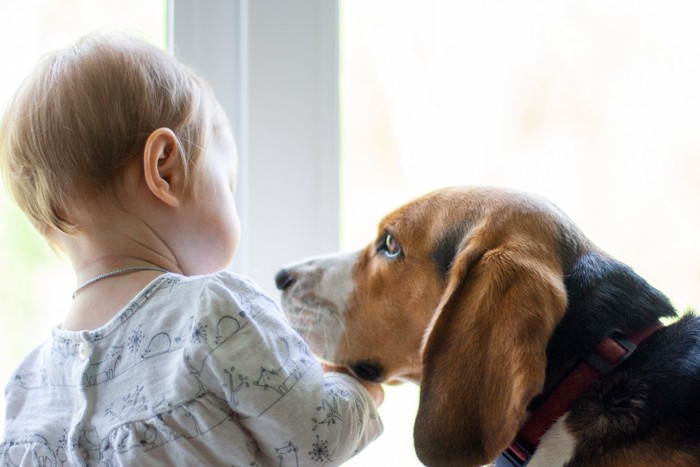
left=0, top=32, right=223, bottom=234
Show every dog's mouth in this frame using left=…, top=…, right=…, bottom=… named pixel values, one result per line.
left=280, top=294, right=391, bottom=383
left=279, top=290, right=345, bottom=361
left=281, top=294, right=419, bottom=384
left=277, top=261, right=416, bottom=385
left=281, top=293, right=340, bottom=328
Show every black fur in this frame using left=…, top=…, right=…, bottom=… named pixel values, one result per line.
left=531, top=247, right=700, bottom=461
left=567, top=313, right=700, bottom=461
left=542, top=252, right=677, bottom=395
left=431, top=224, right=467, bottom=278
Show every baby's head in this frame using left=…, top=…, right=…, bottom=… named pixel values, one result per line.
left=0, top=32, right=233, bottom=234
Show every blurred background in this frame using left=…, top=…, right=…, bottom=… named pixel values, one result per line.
left=0, top=0, right=168, bottom=447
left=1, top=1, right=699, bottom=465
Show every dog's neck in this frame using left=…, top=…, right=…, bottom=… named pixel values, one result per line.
left=496, top=252, right=675, bottom=465
left=499, top=322, right=664, bottom=466
left=543, top=252, right=676, bottom=393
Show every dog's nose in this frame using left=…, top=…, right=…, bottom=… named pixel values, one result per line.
left=275, top=268, right=295, bottom=291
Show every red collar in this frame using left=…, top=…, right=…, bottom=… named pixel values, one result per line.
left=499, top=322, right=664, bottom=466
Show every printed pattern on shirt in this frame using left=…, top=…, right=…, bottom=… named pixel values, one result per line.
left=1, top=273, right=381, bottom=466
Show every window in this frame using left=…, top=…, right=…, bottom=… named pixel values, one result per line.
left=3, top=2, right=698, bottom=465
left=340, top=1, right=700, bottom=465
left=0, top=0, right=167, bottom=434
left=340, top=1, right=700, bottom=314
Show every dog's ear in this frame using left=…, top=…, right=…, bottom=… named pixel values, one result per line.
left=414, top=225, right=568, bottom=466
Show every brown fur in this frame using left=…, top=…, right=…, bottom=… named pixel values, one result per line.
left=277, top=186, right=695, bottom=466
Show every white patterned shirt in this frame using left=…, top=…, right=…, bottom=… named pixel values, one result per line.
left=1, top=272, right=382, bottom=466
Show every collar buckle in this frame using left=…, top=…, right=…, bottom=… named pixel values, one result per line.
left=499, top=322, right=663, bottom=465
left=585, top=332, right=637, bottom=375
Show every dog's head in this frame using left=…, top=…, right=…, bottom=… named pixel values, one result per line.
left=276, top=186, right=674, bottom=465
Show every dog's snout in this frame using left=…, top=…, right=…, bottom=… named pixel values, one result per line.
left=275, top=268, right=295, bottom=291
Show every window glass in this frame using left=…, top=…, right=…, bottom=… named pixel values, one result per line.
left=341, top=1, right=700, bottom=465
left=0, top=0, right=167, bottom=433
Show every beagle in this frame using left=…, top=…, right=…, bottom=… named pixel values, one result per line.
left=275, top=186, right=700, bottom=466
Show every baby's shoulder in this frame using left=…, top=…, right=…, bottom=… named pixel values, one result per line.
left=196, top=271, right=274, bottom=304
left=187, top=271, right=283, bottom=322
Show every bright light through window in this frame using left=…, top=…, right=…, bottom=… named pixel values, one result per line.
left=341, top=1, right=700, bottom=465
left=0, top=0, right=167, bottom=435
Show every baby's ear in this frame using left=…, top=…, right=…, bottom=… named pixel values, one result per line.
left=142, top=128, right=185, bottom=207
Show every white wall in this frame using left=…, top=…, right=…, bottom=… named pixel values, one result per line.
left=172, top=0, right=339, bottom=296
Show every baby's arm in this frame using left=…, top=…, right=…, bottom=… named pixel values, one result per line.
left=322, top=362, right=384, bottom=407
left=192, top=275, right=383, bottom=466
left=244, top=364, right=383, bottom=465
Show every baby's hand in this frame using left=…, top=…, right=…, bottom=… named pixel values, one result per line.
left=359, top=380, right=384, bottom=408
left=322, top=362, right=385, bottom=408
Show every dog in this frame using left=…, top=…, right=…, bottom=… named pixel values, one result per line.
left=275, top=186, right=700, bottom=466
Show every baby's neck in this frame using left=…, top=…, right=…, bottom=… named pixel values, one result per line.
left=52, top=220, right=179, bottom=331
left=62, top=267, right=169, bottom=331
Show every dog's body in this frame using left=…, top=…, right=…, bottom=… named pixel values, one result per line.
left=275, top=186, right=700, bottom=466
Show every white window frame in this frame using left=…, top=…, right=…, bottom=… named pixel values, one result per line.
left=170, top=0, right=339, bottom=295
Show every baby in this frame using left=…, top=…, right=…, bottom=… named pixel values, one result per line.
left=0, top=33, right=383, bottom=465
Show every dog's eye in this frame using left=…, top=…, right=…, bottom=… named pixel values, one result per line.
left=378, top=232, right=402, bottom=259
